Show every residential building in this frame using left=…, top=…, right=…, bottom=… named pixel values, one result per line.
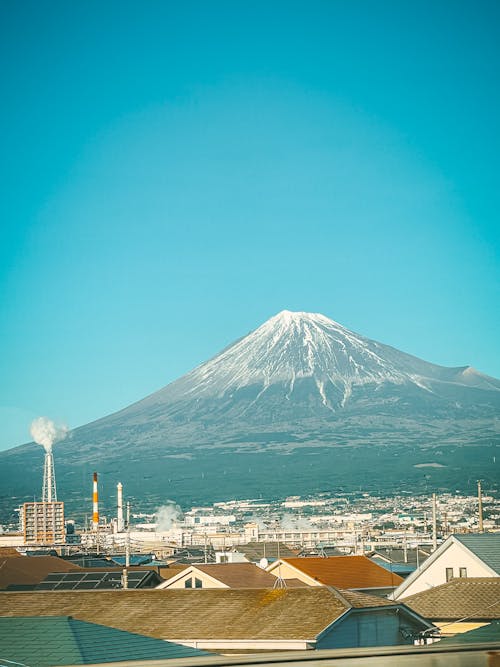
left=0, top=554, right=80, bottom=590
left=23, top=501, right=65, bottom=545
left=267, top=556, right=404, bottom=596
left=157, top=562, right=297, bottom=589
left=403, top=577, right=500, bottom=638
left=393, top=534, right=500, bottom=600
left=0, top=587, right=434, bottom=652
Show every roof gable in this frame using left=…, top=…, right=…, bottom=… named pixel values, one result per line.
left=193, top=563, right=279, bottom=588
left=392, top=534, right=499, bottom=599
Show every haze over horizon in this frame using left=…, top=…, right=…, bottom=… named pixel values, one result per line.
left=1, top=2, right=499, bottom=451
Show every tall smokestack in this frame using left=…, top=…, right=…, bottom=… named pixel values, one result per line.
left=42, top=448, right=57, bottom=502
left=30, top=417, right=67, bottom=503
left=117, top=482, right=124, bottom=532
left=478, top=480, right=484, bottom=533
left=92, top=472, right=99, bottom=532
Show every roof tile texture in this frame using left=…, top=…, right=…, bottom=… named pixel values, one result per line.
left=0, top=587, right=397, bottom=641
left=280, top=556, right=404, bottom=589
left=0, top=556, right=80, bottom=589
left=193, top=563, right=284, bottom=588
left=404, top=577, right=500, bottom=620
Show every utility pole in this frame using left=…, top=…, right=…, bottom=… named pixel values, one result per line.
left=478, top=480, right=484, bottom=533
left=432, top=493, right=437, bottom=552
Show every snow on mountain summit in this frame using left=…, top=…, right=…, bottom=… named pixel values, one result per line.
left=130, top=310, right=499, bottom=418
left=152, top=310, right=474, bottom=409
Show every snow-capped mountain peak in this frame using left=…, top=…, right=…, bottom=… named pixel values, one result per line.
left=156, top=311, right=448, bottom=408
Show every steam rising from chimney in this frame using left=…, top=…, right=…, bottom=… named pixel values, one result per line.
left=30, top=417, right=68, bottom=452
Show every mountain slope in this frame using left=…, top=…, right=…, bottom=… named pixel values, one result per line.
left=1, top=311, right=499, bottom=518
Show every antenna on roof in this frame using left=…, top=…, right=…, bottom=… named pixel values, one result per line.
left=272, top=529, right=287, bottom=589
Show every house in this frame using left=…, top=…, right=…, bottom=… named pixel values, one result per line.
left=0, top=555, right=81, bottom=590
left=157, top=562, right=287, bottom=589
left=393, top=534, right=500, bottom=600
left=34, top=568, right=162, bottom=590
left=367, top=548, right=431, bottom=579
left=0, top=587, right=434, bottom=652
left=403, top=577, right=500, bottom=638
left=266, top=556, right=404, bottom=596
left=0, top=615, right=208, bottom=666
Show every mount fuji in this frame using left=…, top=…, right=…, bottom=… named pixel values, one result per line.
left=2, top=311, right=499, bottom=518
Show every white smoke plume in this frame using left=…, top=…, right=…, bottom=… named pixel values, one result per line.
left=30, top=417, right=68, bottom=452
left=155, top=502, right=182, bottom=531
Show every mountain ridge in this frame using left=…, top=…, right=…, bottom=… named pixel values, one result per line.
left=0, top=310, right=498, bottom=520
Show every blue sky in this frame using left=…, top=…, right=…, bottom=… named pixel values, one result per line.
left=1, top=1, right=499, bottom=450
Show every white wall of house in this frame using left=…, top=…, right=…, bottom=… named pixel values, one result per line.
left=266, top=560, right=319, bottom=585
left=395, top=539, right=497, bottom=599
left=160, top=568, right=228, bottom=589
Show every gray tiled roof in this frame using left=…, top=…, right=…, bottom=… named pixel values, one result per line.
left=0, top=615, right=208, bottom=667
left=404, top=577, right=500, bottom=621
left=454, top=534, right=500, bottom=574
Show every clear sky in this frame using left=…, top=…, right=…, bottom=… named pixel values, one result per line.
left=1, top=1, right=499, bottom=450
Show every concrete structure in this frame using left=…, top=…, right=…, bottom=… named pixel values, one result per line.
left=117, top=482, right=124, bottom=532
left=22, top=501, right=65, bottom=545
left=393, top=534, right=500, bottom=600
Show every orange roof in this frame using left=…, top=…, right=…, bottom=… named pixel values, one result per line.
left=281, top=556, right=403, bottom=589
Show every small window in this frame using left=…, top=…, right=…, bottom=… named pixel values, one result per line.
left=194, top=577, right=203, bottom=588
left=184, top=577, right=193, bottom=588
left=445, top=567, right=454, bottom=582
left=459, top=567, right=467, bottom=578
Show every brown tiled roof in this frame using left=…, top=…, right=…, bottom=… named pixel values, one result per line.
left=0, top=587, right=404, bottom=641
left=157, top=565, right=189, bottom=581
left=0, top=548, right=21, bottom=558
left=192, top=563, right=281, bottom=588
left=280, top=556, right=404, bottom=589
left=0, top=556, right=81, bottom=590
left=404, top=577, right=500, bottom=621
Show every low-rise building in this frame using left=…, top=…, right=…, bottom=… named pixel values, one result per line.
left=0, top=587, right=434, bottom=652
left=393, top=534, right=500, bottom=600
left=267, top=555, right=404, bottom=596
left=403, top=577, right=500, bottom=638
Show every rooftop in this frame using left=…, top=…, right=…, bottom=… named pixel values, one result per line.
left=454, top=534, right=500, bottom=574
left=404, top=577, right=500, bottom=621
left=277, top=556, right=404, bottom=589
left=0, top=587, right=405, bottom=642
left=0, top=615, right=208, bottom=666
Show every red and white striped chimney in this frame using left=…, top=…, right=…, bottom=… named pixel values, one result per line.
left=92, top=472, right=99, bottom=531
